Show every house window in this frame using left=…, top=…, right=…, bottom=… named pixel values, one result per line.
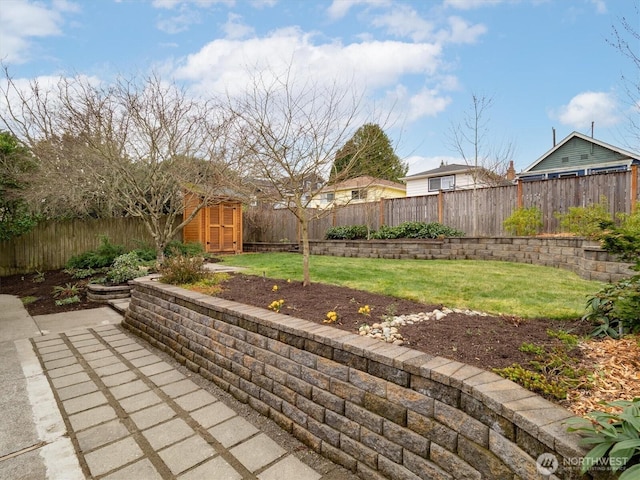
left=428, top=175, right=455, bottom=192
left=557, top=171, right=579, bottom=178
left=561, top=156, right=569, bottom=163
left=580, top=154, right=588, bottom=160
left=323, top=192, right=335, bottom=202
left=351, top=189, right=367, bottom=200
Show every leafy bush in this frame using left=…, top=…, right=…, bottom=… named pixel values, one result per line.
left=52, top=283, right=81, bottom=299
left=66, top=236, right=125, bottom=269
left=325, top=225, right=370, bottom=240
left=159, top=253, right=208, bottom=285
left=503, top=207, right=543, bottom=236
left=555, top=196, right=614, bottom=238
left=370, top=221, right=464, bottom=239
left=164, top=240, right=205, bottom=258
left=566, top=398, right=640, bottom=479
left=583, top=209, right=640, bottom=338
left=106, top=252, right=149, bottom=284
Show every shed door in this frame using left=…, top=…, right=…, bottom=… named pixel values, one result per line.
left=206, top=204, right=238, bottom=253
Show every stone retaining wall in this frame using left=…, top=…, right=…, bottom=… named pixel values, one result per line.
left=123, top=278, right=595, bottom=480
left=308, top=237, right=634, bottom=283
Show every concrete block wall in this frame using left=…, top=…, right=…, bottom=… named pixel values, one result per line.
left=123, top=279, right=594, bottom=480
left=308, top=238, right=635, bottom=283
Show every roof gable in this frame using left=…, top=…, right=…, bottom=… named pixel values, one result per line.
left=522, top=132, right=640, bottom=173
left=323, top=175, right=406, bottom=192
left=402, top=163, right=474, bottom=180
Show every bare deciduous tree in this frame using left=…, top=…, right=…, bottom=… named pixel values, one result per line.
left=448, top=93, right=514, bottom=236
left=231, top=69, right=375, bottom=286
left=0, top=70, right=238, bottom=262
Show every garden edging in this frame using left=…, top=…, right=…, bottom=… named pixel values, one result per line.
left=122, top=277, right=594, bottom=480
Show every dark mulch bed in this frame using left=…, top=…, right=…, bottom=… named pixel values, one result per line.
left=1, top=269, right=590, bottom=372
left=0, top=270, right=99, bottom=316
left=215, top=274, right=591, bottom=370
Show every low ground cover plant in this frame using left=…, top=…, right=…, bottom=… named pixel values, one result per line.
left=555, top=196, right=614, bottom=238
left=325, top=221, right=464, bottom=240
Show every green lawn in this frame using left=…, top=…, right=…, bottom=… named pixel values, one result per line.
left=219, top=253, right=603, bottom=320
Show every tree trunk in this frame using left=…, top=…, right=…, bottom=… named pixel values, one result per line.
left=300, top=213, right=311, bottom=287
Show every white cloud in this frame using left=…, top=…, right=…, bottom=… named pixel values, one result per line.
left=222, top=13, right=254, bottom=39
left=438, top=16, right=487, bottom=44
left=444, top=0, right=509, bottom=10
left=589, top=0, right=607, bottom=14
left=157, top=11, right=201, bottom=34
left=554, top=91, right=620, bottom=129
left=152, top=0, right=234, bottom=9
left=0, top=0, right=79, bottom=64
left=327, top=0, right=391, bottom=20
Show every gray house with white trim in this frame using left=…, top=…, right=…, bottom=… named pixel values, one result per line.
left=517, top=131, right=640, bottom=181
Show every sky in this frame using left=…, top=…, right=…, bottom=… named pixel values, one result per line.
left=0, top=0, right=638, bottom=175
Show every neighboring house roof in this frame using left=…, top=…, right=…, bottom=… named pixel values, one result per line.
left=401, top=163, right=472, bottom=180
left=519, top=131, right=640, bottom=176
left=320, top=175, right=406, bottom=192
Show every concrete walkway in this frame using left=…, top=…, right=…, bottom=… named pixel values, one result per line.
left=0, top=295, right=357, bottom=479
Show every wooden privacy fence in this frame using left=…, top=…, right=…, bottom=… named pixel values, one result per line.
left=0, top=216, right=176, bottom=276
left=244, top=168, right=639, bottom=242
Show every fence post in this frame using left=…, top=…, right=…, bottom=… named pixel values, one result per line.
left=517, top=180, right=523, bottom=209
left=438, top=191, right=444, bottom=223
left=632, top=165, right=638, bottom=213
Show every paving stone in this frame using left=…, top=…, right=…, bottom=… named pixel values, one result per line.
left=109, top=379, right=148, bottom=400
left=143, top=418, right=195, bottom=450
left=70, top=338, right=101, bottom=348
left=208, top=417, right=259, bottom=448
left=161, top=379, right=200, bottom=398
left=148, top=370, right=186, bottom=386
left=39, top=349, right=74, bottom=362
left=43, top=356, right=77, bottom=370
left=77, top=344, right=107, bottom=354
left=66, top=333, right=94, bottom=341
left=229, top=433, right=286, bottom=472
left=33, top=334, right=61, bottom=343
left=138, top=361, right=174, bottom=377
left=115, top=344, right=144, bottom=354
left=38, top=343, right=70, bottom=354
left=191, top=402, right=236, bottom=428
left=51, top=371, right=91, bottom=389
left=130, top=403, right=177, bottom=430
left=35, top=338, right=64, bottom=348
left=47, top=363, right=83, bottom=379
left=83, top=349, right=115, bottom=361
left=158, top=434, right=216, bottom=475
left=94, top=362, right=128, bottom=377
left=87, top=355, right=120, bottom=369
left=69, top=404, right=118, bottom=431
left=57, top=380, right=99, bottom=401
left=178, top=456, right=242, bottom=480
left=174, top=389, right=218, bottom=412
left=102, top=371, right=138, bottom=387
left=119, top=390, right=163, bottom=413
left=258, top=455, right=322, bottom=480
left=84, top=436, right=144, bottom=477
left=124, top=351, right=158, bottom=362
left=76, top=419, right=130, bottom=452
left=108, top=338, right=137, bottom=347
left=102, top=458, right=162, bottom=480
left=62, top=391, right=108, bottom=415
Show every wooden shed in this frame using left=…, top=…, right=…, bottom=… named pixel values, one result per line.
left=183, top=195, right=243, bottom=254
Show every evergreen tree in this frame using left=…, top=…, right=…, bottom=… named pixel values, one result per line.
left=330, top=124, right=407, bottom=182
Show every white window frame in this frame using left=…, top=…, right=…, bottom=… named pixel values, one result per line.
left=351, top=189, right=367, bottom=200
left=428, top=175, right=455, bottom=192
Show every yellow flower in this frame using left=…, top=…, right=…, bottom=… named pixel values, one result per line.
left=324, top=311, right=338, bottom=323
left=358, top=305, right=371, bottom=316
left=268, top=299, right=284, bottom=312
left=272, top=285, right=279, bottom=292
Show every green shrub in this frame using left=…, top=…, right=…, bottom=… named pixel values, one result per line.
left=503, top=207, right=543, bottom=236
left=325, top=225, right=370, bottom=240
left=106, top=252, right=149, bottom=284
left=566, top=398, right=640, bottom=479
left=66, top=236, right=125, bottom=269
left=555, top=196, right=614, bottom=238
left=159, top=253, right=208, bottom=285
left=164, top=240, right=205, bottom=258
left=370, top=221, right=464, bottom=239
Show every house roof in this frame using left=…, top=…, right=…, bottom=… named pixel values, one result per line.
left=401, top=163, right=475, bottom=181
left=320, top=175, right=406, bottom=192
left=520, top=131, right=640, bottom=174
